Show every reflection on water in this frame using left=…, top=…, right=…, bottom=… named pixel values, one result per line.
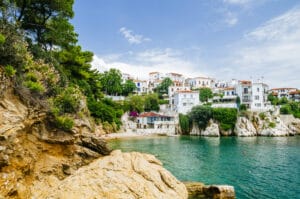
left=109, top=136, right=300, bottom=199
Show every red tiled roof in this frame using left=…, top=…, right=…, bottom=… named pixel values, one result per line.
left=289, top=90, right=300, bottom=95
left=223, top=87, right=235, bottom=90
left=149, top=72, right=159, bottom=74
left=239, top=80, right=251, bottom=84
left=168, top=72, right=183, bottom=76
left=138, top=112, right=172, bottom=118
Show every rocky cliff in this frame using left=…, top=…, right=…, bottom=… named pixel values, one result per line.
left=35, top=150, right=188, bottom=199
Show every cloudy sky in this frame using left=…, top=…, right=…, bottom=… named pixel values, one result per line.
left=72, top=0, right=300, bottom=88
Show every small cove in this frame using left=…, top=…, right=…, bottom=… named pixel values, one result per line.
left=109, top=136, right=300, bottom=198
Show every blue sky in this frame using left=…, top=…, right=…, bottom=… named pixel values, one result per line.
left=72, top=0, right=300, bottom=88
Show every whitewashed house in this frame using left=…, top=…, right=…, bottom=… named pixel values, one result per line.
left=236, top=80, right=252, bottom=109
left=136, top=112, right=176, bottom=135
left=134, top=79, right=148, bottom=95
left=270, top=88, right=297, bottom=99
left=251, top=83, right=269, bottom=111
left=173, top=90, right=200, bottom=114
left=168, top=86, right=190, bottom=110
left=166, top=72, right=185, bottom=85
left=212, top=87, right=237, bottom=108
left=188, top=77, right=215, bottom=89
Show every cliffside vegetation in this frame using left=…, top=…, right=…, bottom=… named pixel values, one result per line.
left=0, top=0, right=134, bottom=132
left=179, top=106, right=238, bottom=132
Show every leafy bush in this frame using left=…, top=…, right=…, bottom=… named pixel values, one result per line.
left=25, top=72, right=38, bottom=82
left=53, top=86, right=81, bottom=114
left=179, top=114, right=191, bottom=134
left=24, top=80, right=45, bottom=93
left=239, top=104, right=247, bottom=111
left=4, top=65, right=16, bottom=77
left=293, top=112, right=300, bottom=119
left=259, top=112, right=266, bottom=120
left=280, top=105, right=292, bottom=114
left=55, top=115, right=74, bottom=131
left=269, top=122, right=276, bottom=128
left=0, top=33, right=5, bottom=44
left=144, top=94, right=160, bottom=112
left=189, top=105, right=213, bottom=129
left=158, top=99, right=169, bottom=105
left=213, top=108, right=237, bottom=131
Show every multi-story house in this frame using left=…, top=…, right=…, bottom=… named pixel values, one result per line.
left=212, top=87, right=237, bottom=108
left=251, top=83, right=269, bottom=111
left=270, top=88, right=297, bottom=99
left=133, top=79, right=148, bottom=95
left=289, top=90, right=300, bottom=102
left=187, top=76, right=215, bottom=89
left=166, top=72, right=185, bottom=85
left=168, top=85, right=191, bottom=110
left=173, top=90, right=200, bottom=114
left=236, top=80, right=252, bottom=108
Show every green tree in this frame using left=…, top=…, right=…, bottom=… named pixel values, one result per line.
left=100, top=68, right=122, bottom=96
left=199, top=88, right=213, bottom=103
left=125, top=95, right=145, bottom=113
left=189, top=105, right=213, bottom=129
left=267, top=93, right=278, bottom=105
left=179, top=114, right=191, bottom=134
left=144, top=94, right=160, bottom=112
left=155, top=77, right=173, bottom=98
left=14, top=0, right=76, bottom=49
left=122, top=80, right=136, bottom=96
left=212, top=108, right=237, bottom=131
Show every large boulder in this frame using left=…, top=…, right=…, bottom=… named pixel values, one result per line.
left=201, top=122, right=220, bottom=137
left=35, top=150, right=188, bottom=199
left=234, top=117, right=257, bottom=136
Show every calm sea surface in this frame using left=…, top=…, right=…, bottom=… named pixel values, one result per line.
left=108, top=136, right=300, bottom=199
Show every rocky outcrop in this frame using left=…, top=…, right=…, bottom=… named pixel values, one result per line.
left=0, top=72, right=110, bottom=198
left=202, top=122, right=220, bottom=137
left=35, top=150, right=188, bottom=199
left=184, top=182, right=235, bottom=199
left=280, top=114, right=300, bottom=135
left=235, top=117, right=257, bottom=136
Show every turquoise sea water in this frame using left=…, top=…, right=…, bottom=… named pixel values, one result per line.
left=109, top=136, right=300, bottom=199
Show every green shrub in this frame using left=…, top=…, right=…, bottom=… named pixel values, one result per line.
left=4, top=65, right=16, bottom=77
left=189, top=105, right=213, bottom=129
left=25, top=72, right=38, bottom=82
left=280, top=105, right=292, bottom=114
left=179, top=114, right=191, bottom=134
left=220, top=123, right=231, bottom=131
left=259, top=112, right=266, bottom=120
left=24, top=80, right=45, bottom=93
left=55, top=116, right=74, bottom=131
left=213, top=108, right=237, bottom=131
left=158, top=99, right=169, bottom=105
left=269, top=122, right=276, bottom=128
left=293, top=112, right=300, bottom=119
left=0, top=34, right=5, bottom=44
left=239, top=104, right=247, bottom=111
left=53, top=86, right=81, bottom=114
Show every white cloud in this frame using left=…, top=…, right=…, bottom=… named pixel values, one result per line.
left=224, top=11, right=238, bottom=26
left=224, top=7, right=300, bottom=88
left=223, top=0, right=252, bottom=5
left=92, top=48, right=208, bottom=80
left=119, top=27, right=151, bottom=44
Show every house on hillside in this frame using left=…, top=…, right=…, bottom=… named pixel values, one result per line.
left=251, top=83, right=269, bottom=111
left=212, top=87, right=237, bottom=108
left=187, top=77, right=215, bottom=89
left=173, top=90, right=200, bottom=114
left=236, top=80, right=252, bottom=108
left=133, top=79, right=148, bottom=95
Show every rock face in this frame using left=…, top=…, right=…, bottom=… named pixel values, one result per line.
left=0, top=71, right=110, bottom=198
left=36, top=150, right=188, bottom=199
left=235, top=117, right=257, bottom=137
left=202, top=122, right=220, bottom=137
left=184, top=182, right=235, bottom=199
left=280, top=114, right=300, bottom=135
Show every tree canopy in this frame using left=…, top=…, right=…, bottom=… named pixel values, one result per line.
left=199, top=88, right=213, bottom=102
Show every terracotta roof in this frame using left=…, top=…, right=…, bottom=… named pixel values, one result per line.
left=239, top=80, right=251, bottom=84
left=149, top=72, right=159, bottom=75
left=168, top=72, right=183, bottom=76
left=289, top=90, right=300, bottom=95
left=223, top=87, right=235, bottom=91
left=138, top=112, right=172, bottom=118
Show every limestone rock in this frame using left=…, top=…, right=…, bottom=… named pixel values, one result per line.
left=184, top=182, right=235, bottom=199
left=202, top=122, right=220, bottom=137
left=36, top=150, right=188, bottom=199
left=235, top=117, right=257, bottom=137
left=258, top=119, right=294, bottom=136
left=190, top=123, right=201, bottom=135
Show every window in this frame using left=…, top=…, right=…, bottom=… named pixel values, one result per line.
left=184, top=94, right=186, bottom=98
left=191, top=94, right=193, bottom=98
left=255, top=103, right=261, bottom=107
left=257, top=88, right=259, bottom=92
left=183, top=103, right=187, bottom=106
left=244, top=88, right=248, bottom=94
left=255, top=95, right=259, bottom=100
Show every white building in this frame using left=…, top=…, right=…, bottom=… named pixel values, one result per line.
left=134, top=79, right=148, bottom=95
left=270, top=88, right=297, bottom=99
left=188, top=77, right=215, bottom=89
left=122, top=73, right=133, bottom=83
left=236, top=80, right=252, bottom=108
left=212, top=87, right=237, bottom=108
left=168, top=86, right=191, bottom=110
left=173, top=90, right=200, bottom=114
left=251, top=83, right=269, bottom=111
left=166, top=72, right=185, bottom=84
